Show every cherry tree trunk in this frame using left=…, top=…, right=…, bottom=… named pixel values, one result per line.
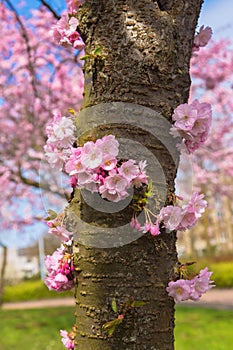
left=66, top=1, right=203, bottom=349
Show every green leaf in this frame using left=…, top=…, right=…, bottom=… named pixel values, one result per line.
left=44, top=209, right=57, bottom=221
left=125, top=299, right=146, bottom=309
left=145, top=191, right=152, bottom=198
left=141, top=198, right=148, bottom=203
left=111, top=298, right=118, bottom=313
left=131, top=300, right=146, bottom=308
left=148, top=180, right=153, bottom=191
left=102, top=318, right=122, bottom=336
left=80, top=54, right=91, bottom=60
left=94, top=46, right=103, bottom=56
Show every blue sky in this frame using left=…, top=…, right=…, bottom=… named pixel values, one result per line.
left=15, top=0, right=65, bottom=16
left=199, top=0, right=233, bottom=41
left=14, top=0, right=233, bottom=41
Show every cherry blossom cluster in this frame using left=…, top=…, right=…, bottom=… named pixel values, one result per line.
left=47, top=212, right=73, bottom=241
left=193, top=25, right=212, bottom=54
left=65, top=135, right=148, bottom=202
left=44, top=111, right=75, bottom=170
left=171, top=99, right=212, bottom=153
left=166, top=267, right=215, bottom=303
left=60, top=326, right=76, bottom=350
left=67, top=0, right=85, bottom=14
left=131, top=191, right=207, bottom=236
left=191, top=39, right=233, bottom=90
left=50, top=1, right=85, bottom=50
left=45, top=240, right=75, bottom=292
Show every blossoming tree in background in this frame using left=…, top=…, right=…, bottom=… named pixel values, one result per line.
left=0, top=1, right=83, bottom=235
left=178, top=39, right=233, bottom=257
left=0, top=0, right=83, bottom=304
left=0, top=0, right=232, bottom=349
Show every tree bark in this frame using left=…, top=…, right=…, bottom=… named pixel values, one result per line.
left=66, top=1, right=203, bottom=349
left=0, top=245, right=7, bottom=305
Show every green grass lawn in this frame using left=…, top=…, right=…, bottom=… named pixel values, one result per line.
left=3, top=280, right=74, bottom=302
left=0, top=306, right=232, bottom=350
left=175, top=306, right=233, bottom=350
left=0, top=307, right=75, bottom=350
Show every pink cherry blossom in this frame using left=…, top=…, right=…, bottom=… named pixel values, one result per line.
left=44, top=113, right=75, bottom=169
left=141, top=221, right=152, bottom=233
left=65, top=148, right=84, bottom=175
left=69, top=33, right=85, bottom=50
left=80, top=141, right=103, bottom=169
left=157, top=205, right=184, bottom=231
left=178, top=211, right=197, bottom=231
left=45, top=244, right=75, bottom=292
left=189, top=267, right=215, bottom=301
left=131, top=160, right=148, bottom=187
left=60, top=326, right=76, bottom=349
left=50, top=14, right=71, bottom=45
left=149, top=224, right=160, bottom=236
left=70, top=175, right=78, bottom=188
left=66, top=0, right=85, bottom=14
left=191, top=102, right=212, bottom=134
left=60, top=330, right=75, bottom=349
left=99, top=171, right=129, bottom=202
left=171, top=99, right=212, bottom=153
left=103, top=171, right=129, bottom=193
left=50, top=14, right=84, bottom=50
left=178, top=192, right=207, bottom=230
left=64, top=135, right=148, bottom=202
left=67, top=16, right=79, bottom=33
left=166, top=279, right=191, bottom=302
left=185, top=192, right=207, bottom=218
left=167, top=267, right=215, bottom=303
left=135, top=220, right=142, bottom=231
left=118, top=160, right=139, bottom=181
left=193, top=25, right=213, bottom=50
left=44, top=144, right=67, bottom=170
left=143, top=191, right=207, bottom=236
left=47, top=116, right=75, bottom=149
left=101, top=157, right=117, bottom=171
left=76, top=171, right=97, bottom=188
left=47, top=216, right=72, bottom=241
left=96, top=134, right=119, bottom=158
left=172, top=104, right=197, bottom=131
left=45, top=249, right=63, bottom=273
left=130, top=217, right=141, bottom=231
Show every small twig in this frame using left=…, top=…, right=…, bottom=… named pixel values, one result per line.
left=39, top=0, right=60, bottom=20
left=4, top=0, right=38, bottom=100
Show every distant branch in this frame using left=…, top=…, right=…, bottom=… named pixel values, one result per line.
left=18, top=172, right=70, bottom=201
left=4, top=0, right=38, bottom=100
left=39, top=0, right=60, bottom=20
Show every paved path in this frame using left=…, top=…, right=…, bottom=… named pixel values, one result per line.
left=2, top=288, right=233, bottom=310
left=2, top=297, right=75, bottom=310
left=181, top=288, right=233, bottom=310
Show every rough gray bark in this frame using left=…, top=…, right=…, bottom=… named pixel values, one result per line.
left=66, top=1, right=203, bottom=349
